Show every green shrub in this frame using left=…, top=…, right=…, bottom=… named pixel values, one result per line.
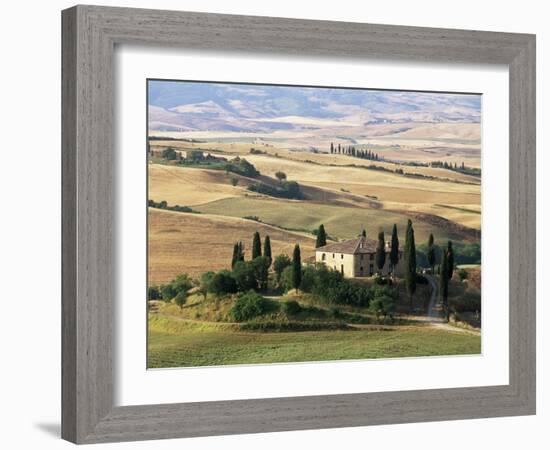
left=230, top=291, right=271, bottom=322
left=147, top=286, right=160, bottom=300
left=209, top=270, right=238, bottom=296
left=458, top=268, right=468, bottom=281
left=159, top=284, right=177, bottom=301
left=174, top=290, right=187, bottom=309
left=273, top=254, right=292, bottom=282
left=282, top=300, right=302, bottom=315
left=232, top=261, right=258, bottom=292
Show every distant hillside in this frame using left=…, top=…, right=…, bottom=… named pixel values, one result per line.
left=148, top=81, right=481, bottom=133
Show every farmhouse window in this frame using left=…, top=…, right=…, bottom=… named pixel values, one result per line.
left=322, top=253, right=326, bottom=261
left=341, top=254, right=344, bottom=259
left=369, top=254, right=374, bottom=261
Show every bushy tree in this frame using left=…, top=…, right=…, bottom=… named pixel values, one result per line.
left=174, top=290, right=187, bottom=309
left=159, top=284, right=177, bottom=302
left=147, top=286, right=160, bottom=300
left=315, top=224, right=327, bottom=248
left=273, top=254, right=292, bottom=283
left=232, top=261, right=258, bottom=292
left=209, top=270, right=237, bottom=296
left=376, top=231, right=386, bottom=273
left=251, top=256, right=270, bottom=291
left=282, top=300, right=301, bottom=315
left=230, top=291, right=270, bottom=322
left=275, top=171, right=287, bottom=183
left=198, top=271, right=215, bottom=300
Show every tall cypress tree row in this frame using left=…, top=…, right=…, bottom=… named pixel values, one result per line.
left=427, top=233, right=436, bottom=273
left=440, top=248, right=450, bottom=322
left=446, top=241, right=454, bottom=280
left=390, top=224, right=399, bottom=273
left=252, top=232, right=262, bottom=260
left=263, top=235, right=272, bottom=266
left=316, top=224, right=327, bottom=248
left=375, top=231, right=386, bottom=273
left=292, top=244, right=302, bottom=292
left=404, top=219, right=417, bottom=312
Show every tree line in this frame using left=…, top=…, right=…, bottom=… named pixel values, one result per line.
left=330, top=142, right=380, bottom=161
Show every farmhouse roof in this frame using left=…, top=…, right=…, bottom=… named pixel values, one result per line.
left=316, top=236, right=402, bottom=255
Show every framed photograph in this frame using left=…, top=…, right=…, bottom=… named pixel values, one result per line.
left=62, top=5, right=536, bottom=444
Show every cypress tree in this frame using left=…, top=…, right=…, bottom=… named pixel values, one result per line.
left=361, top=229, right=367, bottom=238
left=263, top=235, right=272, bottom=265
left=440, top=249, right=450, bottom=322
left=237, top=241, right=245, bottom=262
left=390, top=224, right=399, bottom=273
left=404, top=219, right=417, bottom=312
left=231, top=243, right=240, bottom=268
left=316, top=224, right=327, bottom=248
left=375, top=231, right=386, bottom=273
left=427, top=233, right=436, bottom=273
left=447, top=241, right=454, bottom=280
left=252, top=232, right=262, bottom=260
left=292, top=244, right=302, bottom=291
left=330, top=142, right=334, bottom=154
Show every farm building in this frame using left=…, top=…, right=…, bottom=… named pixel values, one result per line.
left=315, top=235, right=404, bottom=278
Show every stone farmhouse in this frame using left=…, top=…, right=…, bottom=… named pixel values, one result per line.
left=315, top=236, right=404, bottom=278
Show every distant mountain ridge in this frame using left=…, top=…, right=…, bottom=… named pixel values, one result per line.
left=148, top=80, right=481, bottom=133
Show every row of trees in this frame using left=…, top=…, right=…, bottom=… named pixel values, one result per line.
left=330, top=142, right=380, bottom=161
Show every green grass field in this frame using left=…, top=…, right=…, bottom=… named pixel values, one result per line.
left=147, top=314, right=481, bottom=368
left=194, top=196, right=467, bottom=243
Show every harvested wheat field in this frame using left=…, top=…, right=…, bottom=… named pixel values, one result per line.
left=148, top=208, right=316, bottom=285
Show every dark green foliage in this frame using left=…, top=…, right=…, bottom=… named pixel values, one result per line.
left=263, top=235, right=272, bottom=265
left=252, top=232, right=262, bottom=260
left=404, top=219, right=417, bottom=312
left=369, top=286, right=397, bottom=322
left=224, top=157, right=260, bottom=177
left=231, top=243, right=240, bottom=269
left=148, top=199, right=195, bottom=213
left=282, top=300, right=302, bottom=315
left=373, top=275, right=389, bottom=285
left=361, top=229, right=367, bottom=238
left=447, top=241, right=455, bottom=279
left=232, top=261, right=258, bottom=292
left=186, top=150, right=205, bottom=161
left=427, top=233, right=436, bottom=272
left=159, top=273, right=193, bottom=302
left=299, top=265, right=318, bottom=293
left=390, top=224, right=399, bottom=270
left=458, top=268, right=468, bottom=281
left=159, top=284, right=177, bottom=302
left=198, top=271, right=215, bottom=300
left=209, top=270, right=238, bottom=296
left=376, top=231, right=386, bottom=271
left=315, top=224, right=327, bottom=248
left=251, top=256, right=270, bottom=291
left=440, top=250, right=450, bottom=322
left=273, top=254, right=292, bottom=282
left=147, top=286, right=161, bottom=300
left=292, top=244, right=302, bottom=291
left=161, top=147, right=178, bottom=160
left=230, top=176, right=239, bottom=186
left=230, top=291, right=271, bottom=322
left=174, top=290, right=187, bottom=309
left=280, top=265, right=295, bottom=292
left=275, top=171, right=287, bottom=182
left=247, top=180, right=303, bottom=199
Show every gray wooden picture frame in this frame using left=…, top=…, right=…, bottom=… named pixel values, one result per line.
left=61, top=5, right=536, bottom=444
